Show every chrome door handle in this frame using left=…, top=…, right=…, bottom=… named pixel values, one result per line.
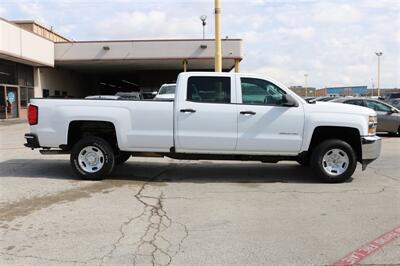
left=240, top=111, right=256, bottom=115
left=180, top=108, right=196, bottom=113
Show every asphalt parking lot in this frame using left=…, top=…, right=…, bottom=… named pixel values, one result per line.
left=0, top=121, right=399, bottom=265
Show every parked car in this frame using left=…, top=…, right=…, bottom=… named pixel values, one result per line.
left=85, top=95, right=121, bottom=100
left=384, top=93, right=400, bottom=109
left=331, top=97, right=400, bottom=135
left=24, top=72, right=381, bottom=183
left=115, top=91, right=143, bottom=100
left=315, top=96, right=337, bottom=102
left=154, top=83, right=176, bottom=100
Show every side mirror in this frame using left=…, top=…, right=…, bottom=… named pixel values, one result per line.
left=282, top=94, right=298, bottom=107
left=389, top=108, right=397, bottom=114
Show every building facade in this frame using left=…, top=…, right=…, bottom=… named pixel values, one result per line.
left=288, top=86, right=316, bottom=97
left=325, top=86, right=368, bottom=97
left=0, top=18, right=243, bottom=120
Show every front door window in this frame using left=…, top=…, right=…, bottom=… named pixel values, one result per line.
left=241, top=78, right=286, bottom=105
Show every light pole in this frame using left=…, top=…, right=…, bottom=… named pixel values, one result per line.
left=371, top=78, right=374, bottom=97
left=375, top=51, right=383, bottom=97
left=214, top=0, right=222, bottom=72
left=200, top=15, right=207, bottom=40
left=304, top=73, right=308, bottom=97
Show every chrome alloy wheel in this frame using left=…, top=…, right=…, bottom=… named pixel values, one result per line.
left=321, top=148, right=349, bottom=176
left=78, top=146, right=105, bottom=173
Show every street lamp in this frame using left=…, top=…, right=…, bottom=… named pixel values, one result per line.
left=375, top=51, right=383, bottom=97
left=371, top=78, right=374, bottom=97
left=304, top=73, right=308, bottom=97
left=200, top=15, right=207, bottom=40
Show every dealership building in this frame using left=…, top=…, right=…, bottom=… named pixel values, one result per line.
left=0, top=18, right=243, bottom=119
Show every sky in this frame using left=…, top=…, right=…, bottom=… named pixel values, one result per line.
left=1, top=0, right=399, bottom=88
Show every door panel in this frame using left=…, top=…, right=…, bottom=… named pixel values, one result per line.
left=176, top=75, right=238, bottom=152
left=365, top=100, right=397, bottom=132
left=236, top=76, right=304, bottom=153
left=237, top=105, right=304, bottom=153
left=176, top=102, right=238, bottom=151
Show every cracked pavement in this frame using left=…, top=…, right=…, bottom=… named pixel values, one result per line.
left=0, top=122, right=399, bottom=265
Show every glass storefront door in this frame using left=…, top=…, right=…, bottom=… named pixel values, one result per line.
left=0, top=85, right=19, bottom=119
left=6, top=86, right=19, bottom=119
left=0, top=86, right=5, bottom=119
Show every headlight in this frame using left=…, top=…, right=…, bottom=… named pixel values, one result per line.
left=368, top=116, right=377, bottom=135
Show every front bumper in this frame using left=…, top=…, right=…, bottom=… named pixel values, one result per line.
left=24, top=133, right=40, bottom=149
left=361, top=135, right=382, bottom=170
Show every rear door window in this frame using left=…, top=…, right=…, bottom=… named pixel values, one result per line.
left=187, top=77, right=231, bottom=104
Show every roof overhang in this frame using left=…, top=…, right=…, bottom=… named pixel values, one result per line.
left=55, top=39, right=242, bottom=72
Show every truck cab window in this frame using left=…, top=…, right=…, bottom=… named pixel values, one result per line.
left=187, top=77, right=231, bottom=103
left=241, top=78, right=286, bottom=105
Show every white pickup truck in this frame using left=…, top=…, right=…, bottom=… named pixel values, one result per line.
left=25, top=72, right=381, bottom=183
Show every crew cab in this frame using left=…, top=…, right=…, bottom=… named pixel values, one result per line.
left=25, top=72, right=381, bottom=183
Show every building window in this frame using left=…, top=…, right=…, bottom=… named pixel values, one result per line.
left=62, top=91, right=67, bottom=97
left=43, top=89, right=49, bottom=98
left=0, top=59, right=17, bottom=85
left=54, top=90, right=60, bottom=96
left=20, top=87, right=34, bottom=108
left=17, top=64, right=34, bottom=87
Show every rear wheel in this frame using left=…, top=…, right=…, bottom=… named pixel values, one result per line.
left=310, top=139, right=357, bottom=183
left=70, top=136, right=115, bottom=180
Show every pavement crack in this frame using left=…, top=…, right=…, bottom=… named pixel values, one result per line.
left=100, top=166, right=189, bottom=266
left=132, top=166, right=188, bottom=266
left=99, top=205, right=147, bottom=265
left=0, top=251, right=83, bottom=264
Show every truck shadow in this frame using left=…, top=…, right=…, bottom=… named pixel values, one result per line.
left=0, top=159, right=351, bottom=184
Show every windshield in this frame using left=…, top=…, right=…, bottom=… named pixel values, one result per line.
left=159, top=85, right=176, bottom=95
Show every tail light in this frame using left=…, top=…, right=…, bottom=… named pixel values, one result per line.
left=28, top=105, right=38, bottom=125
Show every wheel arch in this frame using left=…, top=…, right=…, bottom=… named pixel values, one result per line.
left=67, top=120, right=119, bottom=151
left=308, top=126, right=362, bottom=162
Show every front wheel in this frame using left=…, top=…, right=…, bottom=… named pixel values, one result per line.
left=70, top=136, right=115, bottom=180
left=310, top=139, right=357, bottom=183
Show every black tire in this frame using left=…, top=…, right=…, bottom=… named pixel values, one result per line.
left=296, top=156, right=310, bottom=167
left=310, top=139, right=357, bottom=183
left=115, top=151, right=131, bottom=165
left=70, top=136, right=115, bottom=180
left=388, top=126, right=400, bottom=137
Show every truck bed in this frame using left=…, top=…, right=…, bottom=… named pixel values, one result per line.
left=29, top=98, right=174, bottom=152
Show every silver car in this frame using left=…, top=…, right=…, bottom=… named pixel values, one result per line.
left=331, top=97, right=400, bottom=135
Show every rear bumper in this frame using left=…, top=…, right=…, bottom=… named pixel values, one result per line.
left=361, top=135, right=382, bottom=170
left=24, top=133, right=40, bottom=149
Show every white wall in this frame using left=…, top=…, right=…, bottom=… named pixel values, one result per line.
left=0, top=19, right=54, bottom=66
left=35, top=67, right=89, bottom=98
